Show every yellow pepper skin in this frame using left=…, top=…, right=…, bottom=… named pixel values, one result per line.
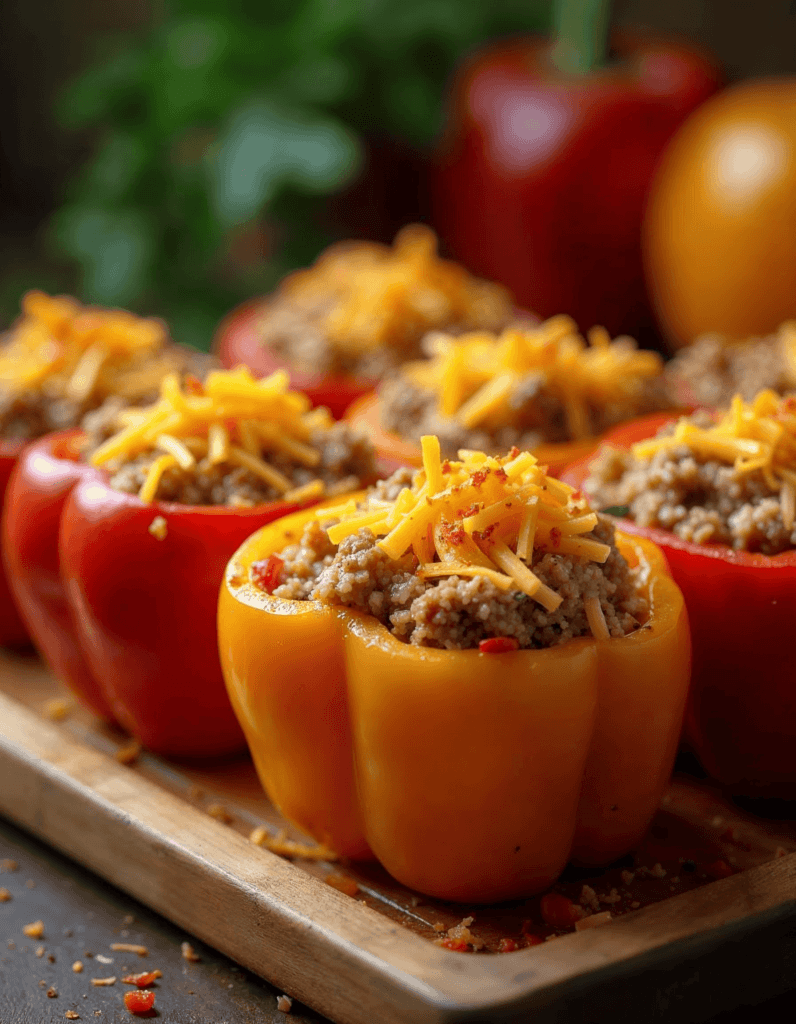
left=219, top=504, right=690, bottom=903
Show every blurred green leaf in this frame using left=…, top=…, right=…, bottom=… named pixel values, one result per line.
left=210, top=100, right=361, bottom=227
left=53, top=208, right=157, bottom=307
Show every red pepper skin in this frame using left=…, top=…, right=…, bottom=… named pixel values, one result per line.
left=2, top=431, right=115, bottom=718
left=58, top=477, right=311, bottom=758
left=0, top=439, right=30, bottom=648
left=124, top=988, right=155, bottom=1014
left=214, top=298, right=370, bottom=419
left=432, top=33, right=721, bottom=338
left=564, top=417, right=796, bottom=798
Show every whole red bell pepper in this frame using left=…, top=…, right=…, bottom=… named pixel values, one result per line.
left=55, top=472, right=311, bottom=759
left=2, top=431, right=113, bottom=718
left=0, top=439, right=30, bottom=648
left=563, top=416, right=796, bottom=797
left=432, top=7, right=721, bottom=339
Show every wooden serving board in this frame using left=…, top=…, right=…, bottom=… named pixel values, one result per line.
left=3, top=650, right=796, bottom=1024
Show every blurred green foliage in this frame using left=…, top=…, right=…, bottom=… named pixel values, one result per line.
left=51, top=0, right=550, bottom=349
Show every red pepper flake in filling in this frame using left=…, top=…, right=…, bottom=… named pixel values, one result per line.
left=124, top=989, right=155, bottom=1015
left=550, top=527, right=562, bottom=548
left=251, top=554, right=284, bottom=594
left=479, top=637, right=520, bottom=654
left=184, top=374, right=204, bottom=395
left=439, top=520, right=466, bottom=545
left=540, top=893, right=584, bottom=930
left=440, top=937, right=469, bottom=951
left=122, top=971, right=162, bottom=988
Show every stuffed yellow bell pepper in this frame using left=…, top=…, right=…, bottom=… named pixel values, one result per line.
left=219, top=439, right=690, bottom=902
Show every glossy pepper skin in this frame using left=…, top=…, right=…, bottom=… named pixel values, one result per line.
left=0, top=439, right=30, bottom=648
left=645, top=79, right=796, bottom=347
left=432, top=33, right=721, bottom=339
left=563, top=417, right=796, bottom=798
left=2, top=431, right=114, bottom=718
left=219, top=503, right=690, bottom=902
left=51, top=466, right=313, bottom=758
left=214, top=299, right=370, bottom=419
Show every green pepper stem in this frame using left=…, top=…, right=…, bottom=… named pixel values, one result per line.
left=550, top=0, right=612, bottom=74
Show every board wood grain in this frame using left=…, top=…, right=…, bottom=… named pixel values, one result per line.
left=3, top=653, right=796, bottom=1023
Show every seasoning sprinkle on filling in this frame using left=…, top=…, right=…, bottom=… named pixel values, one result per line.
left=268, top=437, right=648, bottom=649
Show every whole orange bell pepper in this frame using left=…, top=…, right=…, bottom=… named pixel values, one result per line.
left=219, top=502, right=690, bottom=903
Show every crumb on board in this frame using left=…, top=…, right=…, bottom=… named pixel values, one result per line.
left=148, top=515, right=168, bottom=540
left=44, top=698, right=72, bottom=721
left=248, top=825, right=337, bottom=861
left=73, top=961, right=84, bottom=973
left=2, top=858, right=19, bottom=871
left=206, top=803, right=234, bottom=824
left=47, top=986, right=58, bottom=998
left=95, top=954, right=113, bottom=965
left=122, top=915, right=135, bottom=925
left=114, top=741, right=141, bottom=765
left=579, top=885, right=600, bottom=912
left=181, top=941, right=201, bottom=962
left=324, top=873, right=359, bottom=897
left=7, top=941, right=15, bottom=950
left=575, top=911, right=613, bottom=931
left=277, top=994, right=293, bottom=1013
left=23, top=920, right=45, bottom=939
left=65, top=1012, right=81, bottom=1020
left=91, top=976, right=117, bottom=986
left=0, top=887, right=11, bottom=902
left=36, top=945, right=45, bottom=957
left=26, top=879, right=36, bottom=889
left=434, top=916, right=484, bottom=952
left=111, top=943, right=148, bottom=956
left=122, top=969, right=162, bottom=987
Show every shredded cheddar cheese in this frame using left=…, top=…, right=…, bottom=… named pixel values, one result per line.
left=90, top=366, right=335, bottom=504
left=320, top=438, right=611, bottom=614
left=403, top=317, right=663, bottom=439
left=0, top=291, right=171, bottom=402
left=273, top=225, right=513, bottom=356
left=632, top=390, right=796, bottom=532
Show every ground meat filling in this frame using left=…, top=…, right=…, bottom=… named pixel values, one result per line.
left=586, top=433, right=796, bottom=554
left=95, top=422, right=375, bottom=507
left=272, top=515, right=647, bottom=650
left=378, top=374, right=669, bottom=459
left=664, top=327, right=796, bottom=409
left=0, top=347, right=215, bottom=443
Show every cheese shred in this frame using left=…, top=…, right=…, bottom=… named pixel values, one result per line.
left=632, top=390, right=796, bottom=530
left=321, top=437, right=611, bottom=618
left=400, top=316, right=663, bottom=439
left=91, top=366, right=335, bottom=505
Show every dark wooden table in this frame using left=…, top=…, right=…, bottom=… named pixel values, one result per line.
left=3, top=811, right=796, bottom=1024
left=0, top=814, right=328, bottom=1024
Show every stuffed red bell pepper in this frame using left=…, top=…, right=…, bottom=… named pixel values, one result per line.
left=566, top=390, right=796, bottom=797
left=347, top=315, right=672, bottom=476
left=213, top=224, right=517, bottom=418
left=0, top=291, right=208, bottom=650
left=219, top=439, right=690, bottom=901
left=8, top=366, right=376, bottom=757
